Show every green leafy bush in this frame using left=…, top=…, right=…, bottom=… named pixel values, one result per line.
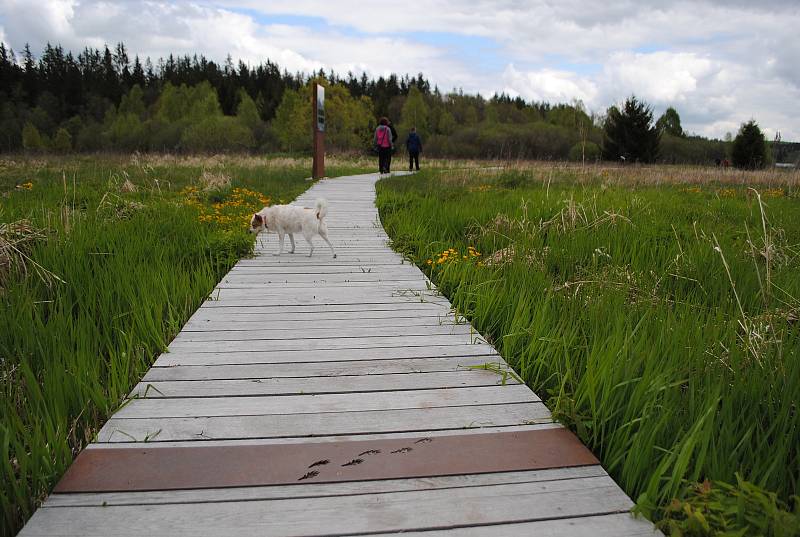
left=657, top=476, right=800, bottom=537
left=51, top=128, right=72, bottom=153
left=181, top=116, right=255, bottom=152
left=568, top=141, right=600, bottom=162
left=21, top=122, right=45, bottom=152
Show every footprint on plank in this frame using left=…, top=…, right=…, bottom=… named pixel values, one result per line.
left=298, top=470, right=319, bottom=481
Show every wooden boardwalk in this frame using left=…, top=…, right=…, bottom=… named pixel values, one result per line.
left=20, top=173, right=657, bottom=536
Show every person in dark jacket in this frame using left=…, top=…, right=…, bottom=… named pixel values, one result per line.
left=406, top=127, right=422, bottom=171
left=386, top=120, right=398, bottom=172
left=374, top=117, right=393, bottom=174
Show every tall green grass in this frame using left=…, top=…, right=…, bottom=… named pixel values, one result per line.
left=377, top=168, right=800, bottom=534
left=0, top=154, right=371, bottom=536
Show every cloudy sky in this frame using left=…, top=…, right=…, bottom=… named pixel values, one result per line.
left=1, top=0, right=798, bottom=139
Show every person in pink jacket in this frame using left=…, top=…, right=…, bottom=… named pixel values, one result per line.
left=374, top=117, right=393, bottom=174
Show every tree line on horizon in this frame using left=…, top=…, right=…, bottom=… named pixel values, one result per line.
left=1, top=42, right=795, bottom=168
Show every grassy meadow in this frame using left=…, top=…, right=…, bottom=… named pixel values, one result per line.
left=3, top=154, right=799, bottom=536
left=0, top=153, right=371, bottom=536
left=377, top=164, right=800, bottom=535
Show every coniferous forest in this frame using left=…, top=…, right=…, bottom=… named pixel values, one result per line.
left=2, top=42, right=797, bottom=165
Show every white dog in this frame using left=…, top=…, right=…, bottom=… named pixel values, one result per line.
left=249, top=198, right=336, bottom=258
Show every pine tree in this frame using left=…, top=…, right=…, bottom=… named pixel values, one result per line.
left=21, top=44, right=38, bottom=103
left=131, top=56, right=146, bottom=88
left=101, top=46, right=120, bottom=103
left=731, top=120, right=767, bottom=169
left=602, top=96, right=660, bottom=163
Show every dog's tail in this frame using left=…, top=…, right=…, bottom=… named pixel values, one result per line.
left=315, top=198, right=328, bottom=220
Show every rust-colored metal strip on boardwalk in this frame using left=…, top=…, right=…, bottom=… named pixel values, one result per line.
left=54, top=428, right=597, bottom=493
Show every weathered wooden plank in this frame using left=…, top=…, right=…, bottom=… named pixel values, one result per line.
left=144, top=358, right=507, bottom=382
left=239, top=252, right=407, bottom=259
left=131, top=370, right=513, bottom=398
left=368, top=513, right=658, bottom=537
left=221, top=272, right=423, bottom=282
left=228, top=267, right=417, bottom=275
left=150, top=345, right=503, bottom=368
left=167, top=334, right=488, bottom=352
left=117, top=385, right=537, bottom=418
left=235, top=254, right=407, bottom=264
left=182, top=315, right=463, bottom=331
left=97, top=402, right=551, bottom=442
left=204, top=287, right=439, bottom=296
left=235, top=256, right=408, bottom=264
left=20, top=477, right=632, bottom=537
left=235, top=263, right=411, bottom=270
left=265, top=242, right=393, bottom=247
left=218, top=271, right=430, bottom=282
left=248, top=250, right=397, bottom=257
left=227, top=266, right=418, bottom=274
left=200, top=296, right=451, bottom=308
left=44, top=466, right=608, bottom=507
left=247, top=244, right=405, bottom=252
left=217, top=279, right=430, bottom=289
left=187, top=302, right=452, bottom=318
left=208, top=286, right=439, bottom=299
left=87, top=423, right=562, bottom=449
left=171, top=324, right=473, bottom=342
left=221, top=274, right=423, bottom=281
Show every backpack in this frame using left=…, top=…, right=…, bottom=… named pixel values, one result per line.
left=376, top=125, right=392, bottom=148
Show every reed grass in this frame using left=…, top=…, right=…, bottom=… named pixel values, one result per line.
left=0, top=153, right=371, bottom=536
left=377, top=165, right=800, bottom=534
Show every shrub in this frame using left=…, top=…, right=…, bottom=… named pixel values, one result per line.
left=75, top=121, right=104, bottom=152
left=568, top=141, right=600, bottom=162
left=106, top=113, right=146, bottom=151
left=660, top=134, right=728, bottom=165
left=145, top=118, right=185, bottom=151
left=181, top=116, right=255, bottom=152
left=732, top=120, right=767, bottom=169
left=21, top=122, right=45, bottom=152
left=51, top=128, right=72, bottom=153
left=656, top=475, right=800, bottom=536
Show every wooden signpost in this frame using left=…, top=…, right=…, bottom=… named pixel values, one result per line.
left=312, top=83, right=325, bottom=179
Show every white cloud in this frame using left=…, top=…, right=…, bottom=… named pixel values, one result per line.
left=501, top=65, right=598, bottom=105
left=0, top=0, right=78, bottom=46
left=600, top=52, right=715, bottom=104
